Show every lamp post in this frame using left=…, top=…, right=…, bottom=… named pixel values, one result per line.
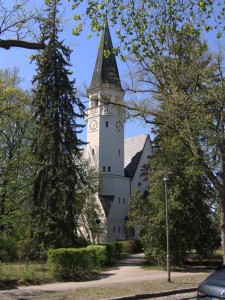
left=96, top=219, right=101, bottom=244
left=125, top=215, right=129, bottom=240
left=164, top=170, right=171, bottom=282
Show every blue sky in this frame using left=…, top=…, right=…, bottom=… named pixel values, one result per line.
left=0, top=0, right=149, bottom=142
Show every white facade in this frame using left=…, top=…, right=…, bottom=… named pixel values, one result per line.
left=84, top=24, right=152, bottom=242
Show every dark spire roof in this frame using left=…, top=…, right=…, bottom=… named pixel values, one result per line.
left=89, top=20, right=122, bottom=91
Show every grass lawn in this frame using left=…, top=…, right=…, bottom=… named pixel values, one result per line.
left=0, top=262, right=54, bottom=286
left=0, top=274, right=208, bottom=300
left=0, top=252, right=223, bottom=299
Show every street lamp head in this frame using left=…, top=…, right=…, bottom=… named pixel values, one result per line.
left=163, top=170, right=169, bottom=182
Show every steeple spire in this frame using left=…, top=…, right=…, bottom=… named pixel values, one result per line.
left=89, top=20, right=122, bottom=91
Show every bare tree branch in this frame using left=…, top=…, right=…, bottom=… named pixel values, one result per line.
left=0, top=39, right=45, bottom=50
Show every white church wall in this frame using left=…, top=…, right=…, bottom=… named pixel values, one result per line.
left=99, top=114, right=124, bottom=176
left=101, top=175, right=130, bottom=242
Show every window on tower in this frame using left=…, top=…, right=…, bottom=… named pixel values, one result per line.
left=118, top=149, right=120, bottom=156
left=106, top=121, right=108, bottom=127
left=91, top=98, right=98, bottom=108
left=108, top=166, right=111, bottom=172
left=103, top=166, right=106, bottom=172
left=92, top=149, right=95, bottom=155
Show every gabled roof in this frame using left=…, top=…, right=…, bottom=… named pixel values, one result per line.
left=88, top=20, right=122, bottom=91
left=124, top=134, right=149, bottom=178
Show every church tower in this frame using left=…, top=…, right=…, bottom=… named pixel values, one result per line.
left=84, top=22, right=152, bottom=242
left=86, top=22, right=131, bottom=241
left=86, top=22, right=125, bottom=176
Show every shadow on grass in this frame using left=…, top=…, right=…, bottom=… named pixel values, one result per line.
left=0, top=280, right=18, bottom=290
left=142, top=253, right=223, bottom=274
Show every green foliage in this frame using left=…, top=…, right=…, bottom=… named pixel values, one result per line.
left=47, top=246, right=109, bottom=280
left=0, top=235, right=18, bottom=262
left=30, top=0, right=86, bottom=251
left=17, top=236, right=45, bottom=262
left=19, top=265, right=36, bottom=284
left=105, top=240, right=142, bottom=260
left=106, top=242, right=123, bottom=259
left=47, top=241, right=142, bottom=280
left=0, top=68, right=33, bottom=236
left=118, top=240, right=143, bottom=254
left=72, top=0, right=223, bottom=63
left=87, top=245, right=109, bottom=266
left=0, top=262, right=53, bottom=285
left=129, top=133, right=219, bottom=266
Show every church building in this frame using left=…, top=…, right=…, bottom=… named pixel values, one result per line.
left=84, top=22, right=152, bottom=242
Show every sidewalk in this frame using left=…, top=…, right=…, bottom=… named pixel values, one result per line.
left=0, top=253, right=208, bottom=299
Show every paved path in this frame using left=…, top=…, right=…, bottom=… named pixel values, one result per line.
left=0, top=253, right=207, bottom=299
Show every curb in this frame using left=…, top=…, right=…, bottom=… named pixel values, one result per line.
left=106, top=287, right=197, bottom=299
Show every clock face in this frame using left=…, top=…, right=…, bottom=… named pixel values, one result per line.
left=116, top=120, right=123, bottom=131
left=89, top=119, right=98, bottom=131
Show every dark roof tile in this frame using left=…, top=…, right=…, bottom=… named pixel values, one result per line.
left=89, top=21, right=122, bottom=90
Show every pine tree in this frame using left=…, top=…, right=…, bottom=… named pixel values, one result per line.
left=30, top=0, right=85, bottom=251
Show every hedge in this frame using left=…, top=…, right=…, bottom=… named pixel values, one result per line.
left=47, top=245, right=109, bottom=280
left=106, top=240, right=142, bottom=260
left=47, top=240, right=142, bottom=280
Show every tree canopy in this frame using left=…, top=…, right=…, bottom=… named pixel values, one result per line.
left=71, top=0, right=225, bottom=262
left=30, top=0, right=86, bottom=251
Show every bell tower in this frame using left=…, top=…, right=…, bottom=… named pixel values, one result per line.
left=86, top=21, right=125, bottom=177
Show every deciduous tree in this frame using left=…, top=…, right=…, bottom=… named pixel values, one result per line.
left=0, top=0, right=45, bottom=50
left=0, top=68, right=33, bottom=236
left=72, top=0, right=225, bottom=262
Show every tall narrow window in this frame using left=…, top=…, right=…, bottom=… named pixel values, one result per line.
left=118, top=149, right=120, bottom=156
left=103, top=166, right=105, bottom=172
left=123, top=198, right=125, bottom=204
left=113, top=226, right=116, bottom=233
left=118, top=226, right=121, bottom=233
left=106, top=121, right=108, bottom=127
left=108, top=166, right=111, bottom=172
left=92, top=149, right=95, bottom=155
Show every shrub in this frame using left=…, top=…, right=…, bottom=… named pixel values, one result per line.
left=47, top=245, right=109, bottom=280
left=106, top=240, right=142, bottom=260
left=120, top=240, right=143, bottom=254
left=17, top=237, right=46, bottom=262
left=87, top=245, right=109, bottom=267
left=0, top=236, right=18, bottom=262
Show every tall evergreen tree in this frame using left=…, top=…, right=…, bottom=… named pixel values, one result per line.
left=31, top=0, right=85, bottom=250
